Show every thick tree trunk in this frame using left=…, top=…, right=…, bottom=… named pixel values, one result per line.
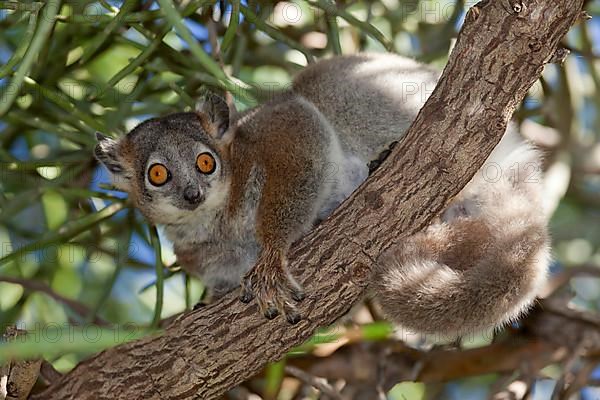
left=32, top=1, right=584, bottom=398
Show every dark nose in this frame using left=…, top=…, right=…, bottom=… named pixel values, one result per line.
left=183, top=186, right=202, bottom=205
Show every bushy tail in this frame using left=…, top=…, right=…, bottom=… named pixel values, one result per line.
left=374, top=132, right=550, bottom=338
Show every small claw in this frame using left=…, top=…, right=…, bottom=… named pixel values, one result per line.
left=95, top=131, right=108, bottom=141
left=193, top=302, right=207, bottom=310
left=239, top=289, right=254, bottom=303
left=286, top=311, right=302, bottom=325
left=264, top=307, right=279, bottom=320
left=291, top=289, right=305, bottom=302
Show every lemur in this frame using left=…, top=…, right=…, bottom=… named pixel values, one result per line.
left=95, top=53, right=550, bottom=337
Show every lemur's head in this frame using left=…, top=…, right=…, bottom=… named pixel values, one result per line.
left=94, top=94, right=232, bottom=225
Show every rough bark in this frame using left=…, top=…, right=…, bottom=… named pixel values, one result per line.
left=1, top=328, right=41, bottom=400
left=33, top=1, right=584, bottom=399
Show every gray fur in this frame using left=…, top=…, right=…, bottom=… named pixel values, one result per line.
left=293, top=53, right=439, bottom=161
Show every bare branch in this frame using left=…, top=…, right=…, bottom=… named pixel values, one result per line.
left=0, top=276, right=109, bottom=327
left=1, top=327, right=41, bottom=400
left=284, top=365, right=346, bottom=400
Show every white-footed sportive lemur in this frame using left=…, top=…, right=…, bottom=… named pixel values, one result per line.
left=95, top=53, right=550, bottom=337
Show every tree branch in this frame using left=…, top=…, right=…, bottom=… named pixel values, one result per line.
left=284, top=365, right=346, bottom=400
left=32, top=0, right=585, bottom=398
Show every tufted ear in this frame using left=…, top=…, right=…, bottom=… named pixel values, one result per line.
left=94, top=132, right=132, bottom=190
left=196, top=93, right=230, bottom=139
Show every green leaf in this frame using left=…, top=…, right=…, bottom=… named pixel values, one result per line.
left=0, top=326, right=151, bottom=363
left=41, top=190, right=68, bottom=230
left=0, top=202, right=125, bottom=268
left=0, top=1, right=62, bottom=116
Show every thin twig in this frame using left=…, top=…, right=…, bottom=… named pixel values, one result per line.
left=284, top=365, right=347, bottom=400
left=149, top=226, right=164, bottom=328
left=560, top=357, right=600, bottom=399
left=0, top=276, right=109, bottom=326
left=539, top=264, right=600, bottom=298
left=208, top=12, right=237, bottom=112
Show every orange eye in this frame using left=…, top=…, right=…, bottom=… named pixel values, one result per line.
left=196, top=152, right=216, bottom=174
left=148, top=163, right=170, bottom=186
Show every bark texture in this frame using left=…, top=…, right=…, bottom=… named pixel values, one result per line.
left=33, top=0, right=584, bottom=398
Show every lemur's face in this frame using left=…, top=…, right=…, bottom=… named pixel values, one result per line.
left=94, top=96, right=232, bottom=225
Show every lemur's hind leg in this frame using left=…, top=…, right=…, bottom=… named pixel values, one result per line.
left=375, top=154, right=550, bottom=338
left=377, top=213, right=547, bottom=338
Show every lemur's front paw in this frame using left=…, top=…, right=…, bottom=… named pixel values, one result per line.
left=239, top=262, right=305, bottom=324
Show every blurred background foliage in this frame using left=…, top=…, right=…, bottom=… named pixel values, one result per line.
left=1, top=0, right=600, bottom=399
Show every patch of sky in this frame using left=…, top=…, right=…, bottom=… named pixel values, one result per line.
left=89, top=164, right=128, bottom=200
left=442, top=382, right=489, bottom=400
left=5, top=203, right=46, bottom=266
left=186, top=18, right=209, bottom=41
left=215, top=1, right=246, bottom=25
left=582, top=387, right=600, bottom=400
left=109, top=267, right=157, bottom=323
left=549, top=259, right=563, bottom=275
left=581, top=100, right=598, bottom=137
left=105, top=0, right=125, bottom=8
left=454, top=8, right=466, bottom=31
left=574, top=55, right=591, bottom=75
left=589, top=365, right=600, bottom=381
left=129, top=229, right=156, bottom=266
left=0, top=43, right=12, bottom=65
left=9, top=136, right=30, bottom=161
left=522, top=97, right=539, bottom=111
left=532, top=380, right=556, bottom=400
left=542, top=63, right=560, bottom=89
left=124, top=112, right=155, bottom=132
left=123, top=27, right=150, bottom=46
left=410, top=35, right=421, bottom=53
left=589, top=17, right=600, bottom=54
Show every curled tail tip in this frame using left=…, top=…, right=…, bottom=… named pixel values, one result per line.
left=374, top=240, right=551, bottom=339
left=373, top=131, right=550, bottom=339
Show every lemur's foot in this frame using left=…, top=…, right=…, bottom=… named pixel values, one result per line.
left=239, top=261, right=305, bottom=324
